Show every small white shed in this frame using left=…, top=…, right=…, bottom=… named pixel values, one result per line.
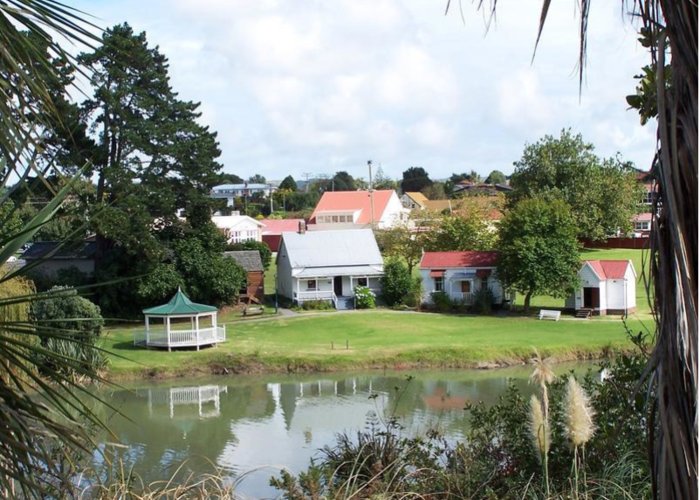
left=566, top=260, right=637, bottom=315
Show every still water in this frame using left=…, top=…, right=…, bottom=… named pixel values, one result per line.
left=92, top=364, right=596, bottom=498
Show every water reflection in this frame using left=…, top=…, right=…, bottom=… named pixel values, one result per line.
left=93, top=364, right=592, bottom=497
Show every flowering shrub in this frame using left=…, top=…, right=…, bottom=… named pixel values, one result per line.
left=354, top=285, right=376, bottom=309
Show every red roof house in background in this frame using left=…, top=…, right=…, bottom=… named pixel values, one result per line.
left=566, top=259, right=637, bottom=315
left=308, top=190, right=408, bottom=229
left=260, top=218, right=305, bottom=252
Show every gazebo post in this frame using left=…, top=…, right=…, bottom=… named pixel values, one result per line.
left=195, top=314, right=200, bottom=351
left=166, top=316, right=171, bottom=352
left=145, top=316, right=150, bottom=346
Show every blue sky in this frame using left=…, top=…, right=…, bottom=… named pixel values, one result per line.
left=72, top=0, right=655, bottom=183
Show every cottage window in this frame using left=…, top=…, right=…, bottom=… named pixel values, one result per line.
left=634, top=221, right=650, bottom=231
left=461, top=281, right=471, bottom=293
left=357, top=277, right=368, bottom=287
left=307, top=280, right=317, bottom=291
left=434, top=277, right=444, bottom=292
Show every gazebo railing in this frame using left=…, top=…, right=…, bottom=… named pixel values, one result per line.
left=135, top=326, right=226, bottom=348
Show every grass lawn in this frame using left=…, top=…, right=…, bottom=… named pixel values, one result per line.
left=513, top=247, right=652, bottom=316
left=103, top=310, right=650, bottom=379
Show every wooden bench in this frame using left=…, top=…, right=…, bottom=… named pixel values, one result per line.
left=243, top=305, right=264, bottom=317
left=538, top=309, right=561, bottom=321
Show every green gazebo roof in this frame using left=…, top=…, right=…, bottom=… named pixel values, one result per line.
left=142, top=288, right=218, bottom=316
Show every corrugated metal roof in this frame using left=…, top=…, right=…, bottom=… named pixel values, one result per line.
left=294, top=265, right=383, bottom=278
left=143, top=288, right=217, bottom=315
left=260, top=218, right=305, bottom=235
left=281, top=229, right=383, bottom=269
left=583, top=260, right=634, bottom=280
left=420, top=251, right=499, bottom=269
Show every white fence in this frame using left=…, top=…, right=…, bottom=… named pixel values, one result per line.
left=134, top=326, right=226, bottom=348
left=295, top=290, right=337, bottom=307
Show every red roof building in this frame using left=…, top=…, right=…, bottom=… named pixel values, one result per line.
left=260, top=218, right=305, bottom=252
left=308, top=190, right=408, bottom=229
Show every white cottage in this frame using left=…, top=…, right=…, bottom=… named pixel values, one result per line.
left=276, top=228, right=383, bottom=309
left=566, top=260, right=637, bottom=315
left=211, top=214, right=264, bottom=244
left=419, top=251, right=508, bottom=305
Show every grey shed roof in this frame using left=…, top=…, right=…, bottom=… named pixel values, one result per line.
left=223, top=250, right=264, bottom=272
left=280, top=229, right=383, bottom=269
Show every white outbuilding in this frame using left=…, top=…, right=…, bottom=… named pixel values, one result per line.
left=566, top=260, right=637, bottom=316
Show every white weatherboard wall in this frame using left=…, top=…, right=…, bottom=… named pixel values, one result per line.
left=605, top=265, right=636, bottom=311
left=574, top=264, right=606, bottom=310
left=420, top=267, right=504, bottom=305
left=378, top=192, right=409, bottom=229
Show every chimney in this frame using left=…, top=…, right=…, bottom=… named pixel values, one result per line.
left=298, top=220, right=306, bottom=234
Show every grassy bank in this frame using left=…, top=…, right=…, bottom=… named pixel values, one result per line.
left=102, top=310, right=650, bottom=379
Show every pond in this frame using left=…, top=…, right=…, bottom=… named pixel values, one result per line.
left=90, top=363, right=598, bottom=498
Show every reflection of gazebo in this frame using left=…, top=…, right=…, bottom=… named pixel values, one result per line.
left=133, top=288, right=226, bottom=351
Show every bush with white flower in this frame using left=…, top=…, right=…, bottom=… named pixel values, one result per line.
left=354, top=285, right=376, bottom=309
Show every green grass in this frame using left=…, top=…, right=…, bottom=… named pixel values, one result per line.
left=514, top=247, right=652, bottom=316
left=102, top=310, right=650, bottom=379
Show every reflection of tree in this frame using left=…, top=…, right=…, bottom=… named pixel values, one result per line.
left=279, top=383, right=299, bottom=430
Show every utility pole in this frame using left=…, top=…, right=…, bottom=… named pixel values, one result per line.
left=368, top=160, right=375, bottom=226
left=269, top=184, right=274, bottom=213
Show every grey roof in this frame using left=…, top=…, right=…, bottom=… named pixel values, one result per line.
left=20, top=241, right=96, bottom=260
left=280, top=229, right=383, bottom=269
left=223, top=250, right=264, bottom=272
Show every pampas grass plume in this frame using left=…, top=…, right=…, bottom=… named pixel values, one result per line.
left=565, top=376, right=596, bottom=447
left=529, top=394, right=550, bottom=457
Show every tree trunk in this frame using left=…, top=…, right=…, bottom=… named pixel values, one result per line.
left=523, top=291, right=533, bottom=315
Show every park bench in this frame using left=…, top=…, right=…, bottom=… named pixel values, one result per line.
left=243, top=305, right=264, bottom=317
left=538, top=309, right=561, bottom=321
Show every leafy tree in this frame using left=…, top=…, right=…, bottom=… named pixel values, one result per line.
left=381, top=259, right=414, bottom=306
left=279, top=175, right=298, bottom=191
left=497, top=197, right=581, bottom=313
left=373, top=166, right=398, bottom=190
left=331, top=171, right=356, bottom=191
left=218, top=172, right=244, bottom=184
left=401, top=166, right=432, bottom=193
left=421, top=182, right=447, bottom=200
left=485, top=170, right=507, bottom=185
left=227, top=239, right=272, bottom=270
left=423, top=215, right=497, bottom=252
left=248, top=174, right=266, bottom=184
left=509, top=129, right=641, bottom=240
left=32, top=286, right=105, bottom=378
left=374, top=226, right=426, bottom=275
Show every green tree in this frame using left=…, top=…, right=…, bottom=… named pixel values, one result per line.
left=76, top=23, right=225, bottom=315
left=423, top=215, right=497, bottom=252
left=374, top=226, right=425, bottom=275
left=32, top=286, right=105, bottom=378
left=227, top=239, right=272, bottom=270
left=381, top=259, right=414, bottom=306
left=248, top=174, right=266, bottom=184
left=509, top=129, right=641, bottom=241
left=279, top=175, right=298, bottom=191
left=218, top=172, right=244, bottom=184
left=373, top=166, right=398, bottom=190
left=497, top=197, right=581, bottom=313
left=485, top=170, right=507, bottom=185
left=331, top=171, right=356, bottom=191
left=421, top=182, right=447, bottom=200
left=401, top=166, right=432, bottom=193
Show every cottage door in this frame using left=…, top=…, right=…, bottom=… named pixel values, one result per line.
left=334, top=276, right=343, bottom=297
left=583, top=287, right=600, bottom=309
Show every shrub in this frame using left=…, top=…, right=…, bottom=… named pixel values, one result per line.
left=31, top=286, right=106, bottom=378
left=353, top=285, right=376, bottom=309
left=430, top=290, right=452, bottom=312
left=301, top=299, right=333, bottom=311
left=473, top=286, right=495, bottom=314
left=381, top=259, right=412, bottom=306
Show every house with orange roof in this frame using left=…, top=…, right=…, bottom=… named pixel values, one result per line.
left=419, top=251, right=509, bottom=306
left=566, top=260, right=637, bottom=315
left=400, top=191, right=429, bottom=210
left=308, top=190, right=408, bottom=230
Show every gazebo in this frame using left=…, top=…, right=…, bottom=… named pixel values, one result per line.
left=134, top=288, right=226, bottom=351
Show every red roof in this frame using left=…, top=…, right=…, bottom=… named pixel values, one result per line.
left=309, top=190, right=395, bottom=224
left=633, top=212, right=652, bottom=222
left=420, top=251, right=499, bottom=269
left=584, top=260, right=633, bottom=279
left=261, top=218, right=305, bottom=235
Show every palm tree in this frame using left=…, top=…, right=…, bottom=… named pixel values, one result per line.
left=450, top=1, right=697, bottom=497
left=0, top=1, right=103, bottom=497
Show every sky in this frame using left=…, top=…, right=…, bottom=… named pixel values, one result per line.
left=72, top=0, right=655, bottom=183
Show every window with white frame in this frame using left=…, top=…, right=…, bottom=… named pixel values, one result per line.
left=434, top=277, right=444, bottom=292
left=634, top=221, right=651, bottom=231
left=306, top=279, right=317, bottom=290
left=357, top=277, right=368, bottom=287
left=461, top=280, right=471, bottom=294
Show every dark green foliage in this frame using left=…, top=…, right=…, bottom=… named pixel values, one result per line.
left=227, top=239, right=272, bottom=270
left=423, top=214, right=497, bottom=252
left=485, top=169, right=507, bottom=185
left=497, top=197, right=581, bottom=313
left=248, top=174, right=266, bottom=184
left=509, top=129, right=642, bottom=240
left=31, top=286, right=106, bottom=377
left=278, top=175, right=297, bottom=191
left=430, top=291, right=452, bottom=312
left=473, top=286, right=495, bottom=314
left=381, top=259, right=413, bottom=306
left=331, top=171, right=356, bottom=191
left=401, top=166, right=432, bottom=193
left=301, top=300, right=333, bottom=311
